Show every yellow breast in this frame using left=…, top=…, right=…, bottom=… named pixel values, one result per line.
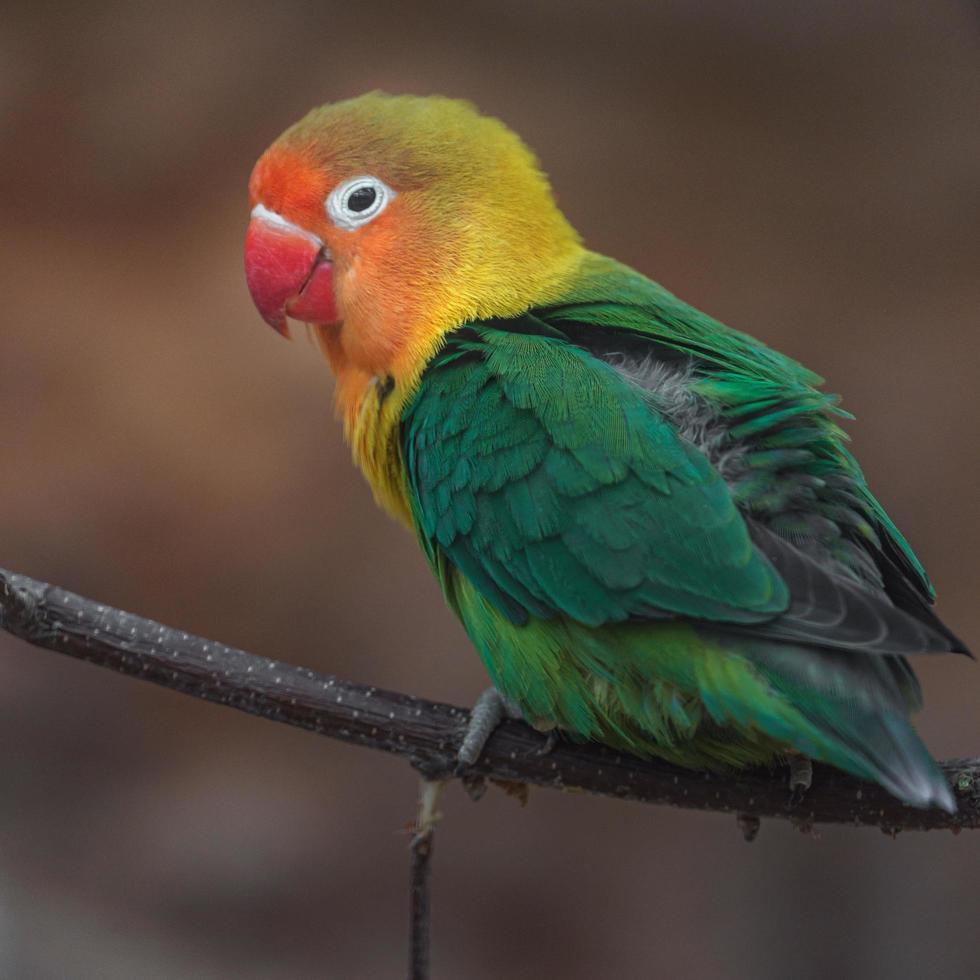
left=347, top=373, right=418, bottom=527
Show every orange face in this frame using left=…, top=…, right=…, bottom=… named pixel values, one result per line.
left=245, top=143, right=434, bottom=377
left=243, top=94, right=582, bottom=390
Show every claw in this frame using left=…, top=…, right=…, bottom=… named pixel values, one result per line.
left=789, top=756, right=813, bottom=805
left=457, top=687, right=523, bottom=768
left=460, top=773, right=488, bottom=802
left=737, top=813, right=761, bottom=842
left=530, top=728, right=559, bottom=758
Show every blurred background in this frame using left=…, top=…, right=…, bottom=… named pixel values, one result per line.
left=2, top=1, right=978, bottom=977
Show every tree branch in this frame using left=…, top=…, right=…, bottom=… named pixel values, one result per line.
left=1, top=567, right=977, bottom=833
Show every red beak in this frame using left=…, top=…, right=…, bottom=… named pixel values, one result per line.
left=244, top=205, right=338, bottom=337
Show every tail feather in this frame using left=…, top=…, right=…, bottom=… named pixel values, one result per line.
left=863, top=714, right=955, bottom=812
left=738, top=640, right=954, bottom=811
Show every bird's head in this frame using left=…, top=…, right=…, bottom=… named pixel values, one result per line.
left=244, top=93, right=581, bottom=385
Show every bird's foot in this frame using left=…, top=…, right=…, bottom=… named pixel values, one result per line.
left=456, top=687, right=524, bottom=769
left=788, top=755, right=813, bottom=805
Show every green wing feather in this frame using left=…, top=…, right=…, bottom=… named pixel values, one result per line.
left=404, top=326, right=787, bottom=628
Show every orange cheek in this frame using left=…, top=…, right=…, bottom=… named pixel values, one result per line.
left=336, top=214, right=434, bottom=369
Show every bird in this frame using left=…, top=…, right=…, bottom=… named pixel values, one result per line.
left=243, top=92, right=968, bottom=811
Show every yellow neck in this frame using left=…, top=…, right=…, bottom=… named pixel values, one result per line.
left=319, top=243, right=588, bottom=527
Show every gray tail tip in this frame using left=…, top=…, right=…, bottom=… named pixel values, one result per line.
left=875, top=718, right=957, bottom=813
left=891, top=772, right=957, bottom=814
left=932, top=779, right=957, bottom=815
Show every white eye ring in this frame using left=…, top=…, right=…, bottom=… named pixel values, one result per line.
left=325, top=175, right=395, bottom=231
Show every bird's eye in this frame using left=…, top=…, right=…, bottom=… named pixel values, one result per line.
left=326, top=175, right=394, bottom=231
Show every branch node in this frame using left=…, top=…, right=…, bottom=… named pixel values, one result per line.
left=0, top=576, right=38, bottom=633
left=412, top=779, right=445, bottom=844
left=955, top=769, right=976, bottom=796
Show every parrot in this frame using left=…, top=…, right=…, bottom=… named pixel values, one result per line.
left=243, top=92, right=968, bottom=811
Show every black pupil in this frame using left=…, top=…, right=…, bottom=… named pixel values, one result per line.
left=347, top=186, right=377, bottom=213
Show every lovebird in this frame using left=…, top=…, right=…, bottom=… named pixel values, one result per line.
left=244, top=93, right=967, bottom=810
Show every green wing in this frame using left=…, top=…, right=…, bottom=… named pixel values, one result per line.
left=402, top=324, right=788, bottom=629
left=534, top=252, right=938, bottom=605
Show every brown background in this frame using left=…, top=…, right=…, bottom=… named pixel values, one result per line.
left=2, top=2, right=978, bottom=977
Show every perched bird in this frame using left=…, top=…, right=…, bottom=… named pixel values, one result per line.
left=244, top=92, right=967, bottom=810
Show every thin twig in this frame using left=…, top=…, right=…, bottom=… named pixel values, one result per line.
left=1, top=567, right=978, bottom=832
left=409, top=780, right=443, bottom=980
